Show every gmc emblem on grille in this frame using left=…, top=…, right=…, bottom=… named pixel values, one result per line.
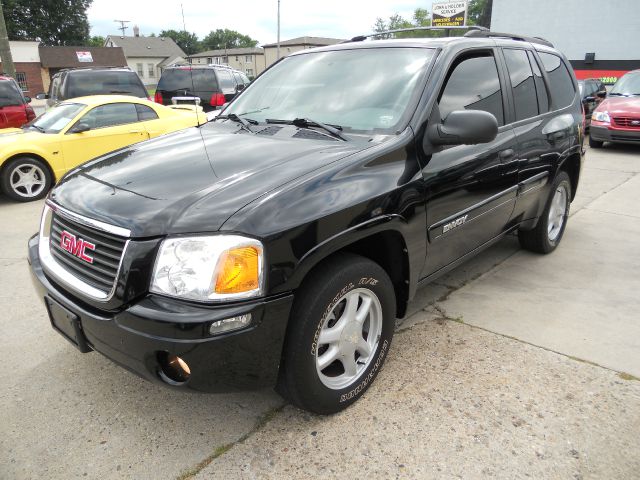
left=59, top=230, right=95, bottom=264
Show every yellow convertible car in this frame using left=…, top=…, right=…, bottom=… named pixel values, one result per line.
left=0, top=95, right=207, bottom=201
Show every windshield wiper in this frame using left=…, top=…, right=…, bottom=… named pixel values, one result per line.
left=266, top=118, right=348, bottom=141
left=608, top=92, right=624, bottom=96
left=25, top=124, right=45, bottom=133
left=214, top=113, right=257, bottom=133
left=109, top=90, right=133, bottom=94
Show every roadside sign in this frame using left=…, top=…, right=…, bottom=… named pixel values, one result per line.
left=432, top=1, right=468, bottom=27
left=76, top=51, right=93, bottom=63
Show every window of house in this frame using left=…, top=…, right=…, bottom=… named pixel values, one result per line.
left=136, top=63, right=144, bottom=77
left=148, top=63, right=155, bottom=77
left=15, top=72, right=28, bottom=91
left=438, top=52, right=505, bottom=126
left=245, top=55, right=252, bottom=63
left=246, top=68, right=254, bottom=77
left=538, top=52, right=576, bottom=109
left=207, top=57, right=212, bottom=64
left=503, top=49, right=538, bottom=121
left=235, top=56, right=239, bottom=61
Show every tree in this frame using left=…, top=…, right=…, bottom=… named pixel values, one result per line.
left=200, top=29, right=258, bottom=51
left=3, top=0, right=92, bottom=46
left=159, top=29, right=199, bottom=56
left=86, top=35, right=104, bottom=47
left=468, top=0, right=493, bottom=28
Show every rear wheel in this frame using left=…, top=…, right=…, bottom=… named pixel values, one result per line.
left=277, top=253, right=395, bottom=414
left=518, top=171, right=571, bottom=254
left=588, top=135, right=604, bottom=148
left=1, top=156, right=52, bottom=202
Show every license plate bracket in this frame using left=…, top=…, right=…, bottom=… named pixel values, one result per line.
left=45, top=296, right=91, bottom=353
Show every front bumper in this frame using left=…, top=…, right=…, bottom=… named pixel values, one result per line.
left=590, top=125, right=640, bottom=145
left=28, top=234, right=293, bottom=392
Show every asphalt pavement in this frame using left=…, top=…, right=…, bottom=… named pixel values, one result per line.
left=1, top=141, right=639, bottom=480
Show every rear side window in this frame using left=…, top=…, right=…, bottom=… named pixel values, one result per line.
left=65, top=71, right=147, bottom=98
left=438, top=53, right=505, bottom=126
left=527, top=51, right=549, bottom=113
left=216, top=70, right=236, bottom=91
left=240, top=73, right=250, bottom=84
left=0, top=80, right=23, bottom=106
left=136, top=104, right=159, bottom=121
left=503, top=49, right=538, bottom=121
left=80, top=103, right=139, bottom=129
left=538, top=52, right=575, bottom=109
left=157, top=69, right=218, bottom=93
left=232, top=72, right=243, bottom=86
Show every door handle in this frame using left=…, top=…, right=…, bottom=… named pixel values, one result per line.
left=498, top=148, right=515, bottom=159
left=129, top=129, right=143, bottom=134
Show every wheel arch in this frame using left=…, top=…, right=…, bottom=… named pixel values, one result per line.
left=1, top=152, right=56, bottom=184
left=559, top=152, right=581, bottom=201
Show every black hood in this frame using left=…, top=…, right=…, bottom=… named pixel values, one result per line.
left=50, top=122, right=371, bottom=237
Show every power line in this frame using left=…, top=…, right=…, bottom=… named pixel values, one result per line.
left=114, top=19, right=130, bottom=36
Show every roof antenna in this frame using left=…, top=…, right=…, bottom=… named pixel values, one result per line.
left=114, top=19, right=130, bottom=36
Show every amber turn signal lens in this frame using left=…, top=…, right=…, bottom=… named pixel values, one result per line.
left=215, top=246, right=260, bottom=294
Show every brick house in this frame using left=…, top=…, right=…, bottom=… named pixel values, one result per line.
left=0, top=41, right=44, bottom=97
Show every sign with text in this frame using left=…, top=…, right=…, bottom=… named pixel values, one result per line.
left=432, top=1, right=467, bottom=27
left=76, top=51, right=93, bottom=63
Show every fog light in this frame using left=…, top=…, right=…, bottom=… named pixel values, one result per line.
left=158, top=353, right=191, bottom=384
left=209, top=313, right=252, bottom=335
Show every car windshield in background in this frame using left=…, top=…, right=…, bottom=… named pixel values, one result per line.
left=28, top=103, right=85, bottom=133
left=158, top=69, right=219, bottom=92
left=66, top=71, right=147, bottom=97
left=225, top=48, right=435, bottom=132
left=609, top=73, right=640, bottom=96
left=0, top=81, right=23, bottom=107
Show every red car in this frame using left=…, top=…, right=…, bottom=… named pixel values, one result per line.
left=0, top=75, right=36, bottom=129
left=589, top=70, right=640, bottom=148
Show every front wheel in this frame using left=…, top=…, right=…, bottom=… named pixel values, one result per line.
left=277, top=253, right=396, bottom=414
left=518, top=171, right=571, bottom=254
left=588, top=135, right=604, bottom=148
left=1, top=157, right=52, bottom=202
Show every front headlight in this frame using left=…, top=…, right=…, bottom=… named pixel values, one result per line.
left=150, top=235, right=264, bottom=301
left=592, top=111, right=611, bottom=123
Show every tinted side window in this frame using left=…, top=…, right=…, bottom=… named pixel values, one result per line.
left=438, top=53, right=504, bottom=126
left=503, top=49, right=538, bottom=121
left=216, top=70, right=235, bottom=91
left=527, top=51, right=549, bottom=113
left=136, top=104, right=159, bottom=121
left=232, top=72, right=243, bottom=86
left=80, top=103, right=139, bottom=129
left=240, top=73, right=250, bottom=85
left=538, top=52, right=576, bottom=109
left=0, top=81, right=23, bottom=106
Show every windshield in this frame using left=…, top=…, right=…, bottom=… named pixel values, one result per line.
left=27, top=103, right=86, bottom=133
left=609, top=73, right=640, bottom=96
left=0, top=80, right=23, bottom=106
left=225, top=47, right=435, bottom=132
left=66, top=71, right=147, bottom=97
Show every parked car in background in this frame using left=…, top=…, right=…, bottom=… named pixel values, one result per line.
left=0, top=75, right=36, bottom=129
left=578, top=78, right=606, bottom=129
left=154, top=65, right=250, bottom=112
left=36, top=67, right=149, bottom=108
left=589, top=70, right=640, bottom=147
left=0, top=96, right=206, bottom=201
left=28, top=30, right=583, bottom=414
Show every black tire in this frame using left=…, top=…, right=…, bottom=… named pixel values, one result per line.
left=277, top=253, right=396, bottom=414
left=518, top=171, right=571, bottom=254
left=588, top=135, right=603, bottom=148
left=1, top=156, right=52, bottom=202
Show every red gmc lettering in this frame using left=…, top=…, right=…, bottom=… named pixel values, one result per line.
left=60, top=231, right=95, bottom=264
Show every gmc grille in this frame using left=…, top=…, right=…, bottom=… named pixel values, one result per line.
left=49, top=213, right=127, bottom=294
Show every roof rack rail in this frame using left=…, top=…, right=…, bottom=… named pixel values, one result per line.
left=463, top=29, right=554, bottom=47
left=344, top=25, right=488, bottom=43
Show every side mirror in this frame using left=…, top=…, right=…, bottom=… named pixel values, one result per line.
left=35, top=93, right=48, bottom=100
left=24, top=96, right=32, bottom=103
left=596, top=91, right=607, bottom=99
left=427, top=110, right=498, bottom=146
left=584, top=96, right=595, bottom=102
left=69, top=122, right=91, bottom=134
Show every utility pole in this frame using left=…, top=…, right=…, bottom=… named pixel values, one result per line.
left=114, top=19, right=130, bottom=36
left=0, top=0, right=16, bottom=77
left=276, top=0, right=281, bottom=60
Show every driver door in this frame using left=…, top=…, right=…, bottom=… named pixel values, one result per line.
left=62, top=102, right=149, bottom=170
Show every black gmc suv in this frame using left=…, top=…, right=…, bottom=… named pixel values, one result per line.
left=28, top=29, right=583, bottom=414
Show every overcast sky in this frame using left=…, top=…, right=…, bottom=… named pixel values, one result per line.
left=88, top=0, right=427, bottom=44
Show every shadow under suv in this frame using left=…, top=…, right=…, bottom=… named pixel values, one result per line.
left=29, top=28, right=583, bottom=414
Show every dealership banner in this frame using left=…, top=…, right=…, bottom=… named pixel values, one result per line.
left=432, top=1, right=468, bottom=27
left=76, top=51, right=94, bottom=63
